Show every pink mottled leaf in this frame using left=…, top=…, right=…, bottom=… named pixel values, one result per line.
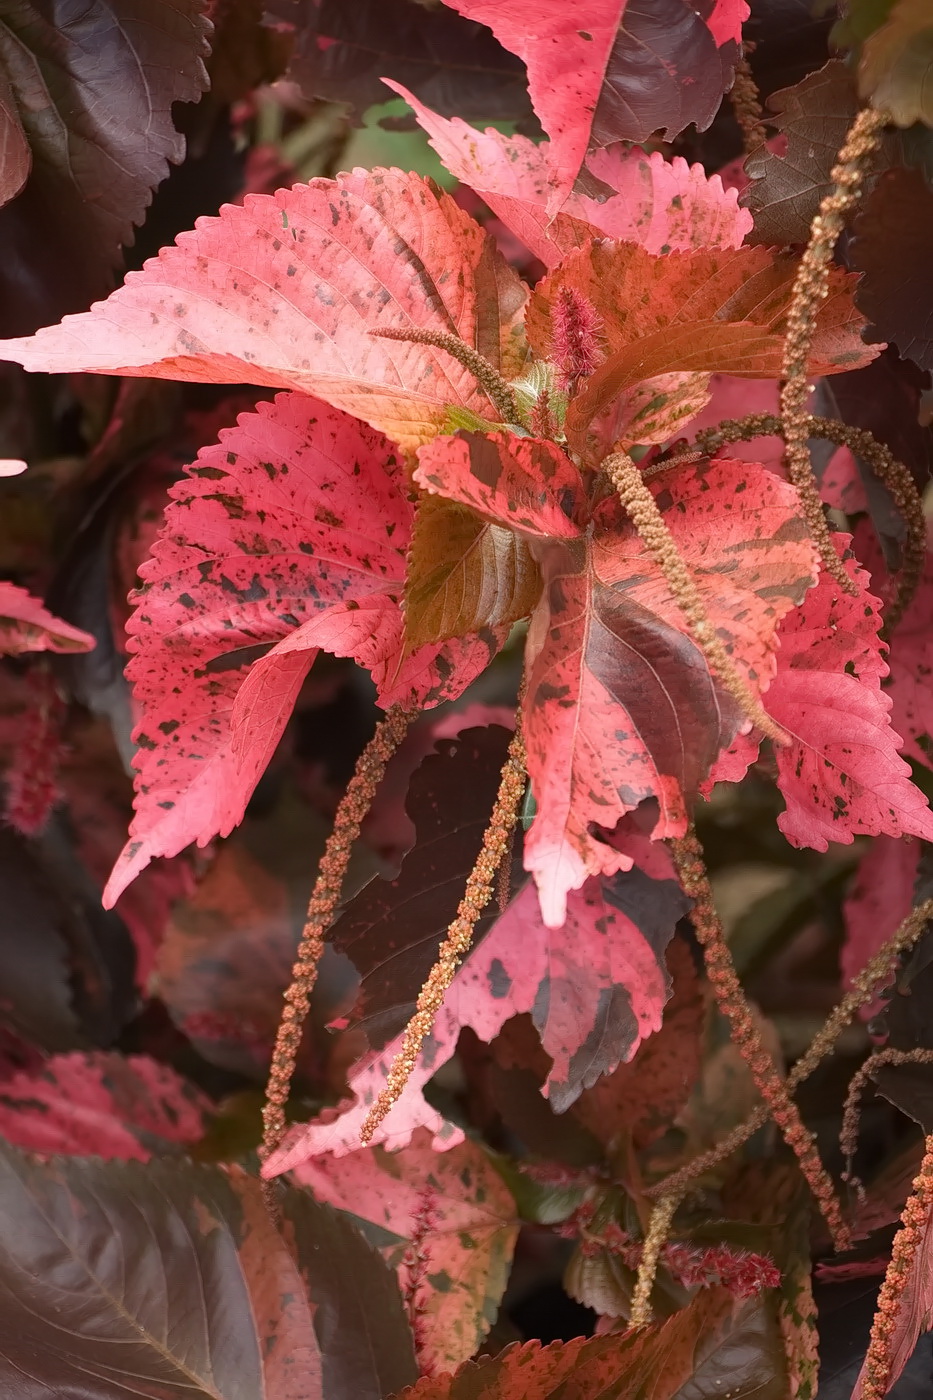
left=439, top=0, right=748, bottom=213
left=105, top=392, right=498, bottom=905
left=387, top=82, right=752, bottom=268
left=0, top=1051, right=209, bottom=1159
left=414, top=431, right=584, bottom=539
left=0, top=169, right=527, bottom=453
left=842, top=837, right=920, bottom=1021
left=520, top=456, right=818, bottom=926
left=712, top=551, right=933, bottom=850
left=856, top=525, right=933, bottom=772
left=266, top=843, right=698, bottom=1168
left=0, top=582, right=94, bottom=655
left=296, top=1131, right=518, bottom=1372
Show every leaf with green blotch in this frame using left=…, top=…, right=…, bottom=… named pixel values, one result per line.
left=296, top=1130, right=519, bottom=1373
left=394, top=1284, right=788, bottom=1398
left=859, top=0, right=933, bottom=127
left=0, top=1145, right=417, bottom=1399
left=403, top=494, right=541, bottom=650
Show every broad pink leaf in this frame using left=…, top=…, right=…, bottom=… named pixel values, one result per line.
left=296, top=1131, right=518, bottom=1372
left=0, top=582, right=94, bottom=655
left=712, top=551, right=933, bottom=850
left=387, top=82, right=751, bottom=268
left=440, top=0, right=748, bottom=213
left=521, top=457, right=818, bottom=926
left=266, top=845, right=702, bottom=1167
left=0, top=169, right=527, bottom=453
left=0, top=1051, right=209, bottom=1159
left=842, top=837, right=920, bottom=1021
left=105, top=392, right=498, bottom=905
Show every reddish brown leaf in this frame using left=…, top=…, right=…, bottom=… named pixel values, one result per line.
left=743, top=60, right=867, bottom=246
left=850, top=165, right=933, bottom=373
left=526, top=240, right=878, bottom=447
left=842, top=836, right=920, bottom=1021
left=395, top=1284, right=787, bottom=1398
left=403, top=495, right=541, bottom=649
left=0, top=1148, right=417, bottom=1399
left=858, top=0, right=933, bottom=127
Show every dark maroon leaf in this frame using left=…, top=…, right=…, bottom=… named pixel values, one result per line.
left=744, top=0, right=834, bottom=100
left=0, top=823, right=134, bottom=1053
left=331, top=725, right=519, bottom=1050
left=850, top=165, right=933, bottom=373
left=268, top=0, right=533, bottom=127
left=281, top=1183, right=419, bottom=1399
left=743, top=61, right=865, bottom=245
left=395, top=1285, right=787, bottom=1399
left=873, top=919, right=933, bottom=1133
left=0, top=0, right=210, bottom=335
left=0, top=1146, right=417, bottom=1399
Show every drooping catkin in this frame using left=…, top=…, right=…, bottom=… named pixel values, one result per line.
left=604, top=450, right=787, bottom=745
left=647, top=898, right=933, bottom=1201
left=671, top=826, right=850, bottom=1250
left=629, top=1193, right=681, bottom=1329
left=840, top=1048, right=933, bottom=1185
left=261, top=704, right=413, bottom=1166
left=730, top=53, right=767, bottom=156
left=779, top=105, right=889, bottom=592
left=359, top=720, right=527, bottom=1144
left=857, top=1135, right=933, bottom=1400
left=369, top=326, right=522, bottom=425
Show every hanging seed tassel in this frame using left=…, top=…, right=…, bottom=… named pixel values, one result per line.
left=4, top=664, right=65, bottom=836
left=604, top=451, right=787, bottom=745
left=858, top=1135, right=933, bottom=1400
left=359, top=721, right=527, bottom=1144
left=671, top=826, right=850, bottom=1249
left=841, top=1048, right=933, bottom=1185
left=647, top=896, right=933, bottom=1201
left=629, top=1193, right=681, bottom=1330
left=780, top=105, right=889, bottom=592
left=692, top=411, right=925, bottom=629
left=730, top=53, right=767, bottom=156
left=261, top=704, right=413, bottom=1166
left=369, top=327, right=522, bottom=425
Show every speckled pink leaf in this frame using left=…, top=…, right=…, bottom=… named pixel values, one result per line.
left=414, top=431, right=583, bottom=538
left=855, top=524, right=933, bottom=772
left=0, top=582, right=94, bottom=655
left=295, top=1131, right=518, bottom=1372
left=106, top=392, right=499, bottom=905
left=0, top=1052, right=209, bottom=1159
left=842, top=836, right=920, bottom=1021
left=386, top=82, right=751, bottom=268
left=439, top=0, right=748, bottom=212
left=0, top=169, right=527, bottom=453
left=714, top=550, right=933, bottom=849
left=266, top=844, right=702, bottom=1167
left=521, top=456, right=818, bottom=926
